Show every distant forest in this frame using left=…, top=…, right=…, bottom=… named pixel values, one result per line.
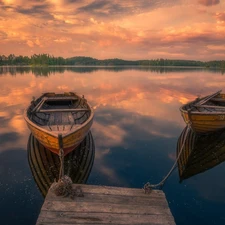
left=0, top=54, right=225, bottom=68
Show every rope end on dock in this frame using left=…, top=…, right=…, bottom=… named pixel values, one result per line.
left=51, top=175, right=73, bottom=196
left=51, top=175, right=84, bottom=199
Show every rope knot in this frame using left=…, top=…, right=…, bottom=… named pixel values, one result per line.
left=143, top=182, right=152, bottom=194
left=51, top=175, right=73, bottom=196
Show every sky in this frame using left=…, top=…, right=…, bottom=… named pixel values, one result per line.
left=0, top=0, right=225, bottom=60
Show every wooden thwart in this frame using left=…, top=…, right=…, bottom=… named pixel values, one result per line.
left=36, top=184, right=176, bottom=225
left=39, top=108, right=89, bottom=113
left=211, top=97, right=225, bottom=102
left=46, top=97, right=79, bottom=101
left=195, top=105, right=225, bottom=110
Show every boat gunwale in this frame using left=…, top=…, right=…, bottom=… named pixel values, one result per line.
left=181, top=109, right=225, bottom=115
left=180, top=104, right=225, bottom=115
left=24, top=93, right=94, bottom=139
left=180, top=98, right=225, bottom=115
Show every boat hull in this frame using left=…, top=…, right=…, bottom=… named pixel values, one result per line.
left=181, top=111, right=225, bottom=133
left=25, top=116, right=93, bottom=155
left=24, top=92, right=94, bottom=155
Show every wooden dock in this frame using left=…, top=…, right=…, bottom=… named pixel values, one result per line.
left=36, top=184, right=176, bottom=225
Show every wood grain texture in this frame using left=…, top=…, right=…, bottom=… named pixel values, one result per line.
left=36, top=184, right=176, bottom=225
left=24, top=92, right=94, bottom=155
left=179, top=91, right=225, bottom=133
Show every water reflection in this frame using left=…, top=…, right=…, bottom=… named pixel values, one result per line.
left=177, top=126, right=225, bottom=182
left=0, top=66, right=223, bottom=77
left=27, top=131, right=95, bottom=197
left=1, top=67, right=225, bottom=225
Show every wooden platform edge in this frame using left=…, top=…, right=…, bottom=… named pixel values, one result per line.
left=36, top=184, right=176, bottom=225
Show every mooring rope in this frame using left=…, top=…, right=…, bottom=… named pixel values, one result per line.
left=51, top=134, right=73, bottom=197
left=143, top=125, right=191, bottom=191
left=58, top=147, right=65, bottom=180
left=57, top=133, right=64, bottom=180
left=51, top=134, right=84, bottom=198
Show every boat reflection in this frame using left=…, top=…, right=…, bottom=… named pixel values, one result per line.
left=27, top=131, right=95, bottom=197
left=177, top=126, right=225, bottom=182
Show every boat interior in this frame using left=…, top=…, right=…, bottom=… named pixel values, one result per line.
left=183, top=92, right=225, bottom=112
left=27, top=95, right=91, bottom=134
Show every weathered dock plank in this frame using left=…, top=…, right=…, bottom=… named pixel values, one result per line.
left=36, top=184, right=175, bottom=225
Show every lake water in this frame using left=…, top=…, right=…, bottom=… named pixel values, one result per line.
left=0, top=66, right=225, bottom=225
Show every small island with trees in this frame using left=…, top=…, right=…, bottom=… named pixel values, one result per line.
left=0, top=54, right=225, bottom=69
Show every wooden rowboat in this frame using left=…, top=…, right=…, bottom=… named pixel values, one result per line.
left=27, top=132, right=95, bottom=197
left=180, top=90, right=225, bottom=133
left=24, top=92, right=94, bottom=155
left=177, top=126, right=225, bottom=182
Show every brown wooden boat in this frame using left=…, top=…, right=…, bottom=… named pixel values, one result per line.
left=177, top=126, right=225, bottom=182
left=180, top=90, right=225, bottom=133
left=27, top=132, right=95, bottom=197
left=24, top=92, right=94, bottom=155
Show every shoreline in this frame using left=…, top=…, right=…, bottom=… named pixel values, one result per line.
left=0, top=65, right=221, bottom=69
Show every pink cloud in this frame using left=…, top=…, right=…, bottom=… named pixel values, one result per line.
left=215, top=12, right=225, bottom=22
left=0, top=0, right=224, bottom=60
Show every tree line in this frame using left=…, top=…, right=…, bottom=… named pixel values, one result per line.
left=0, top=54, right=225, bottom=68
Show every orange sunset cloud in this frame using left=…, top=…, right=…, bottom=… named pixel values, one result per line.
left=0, top=0, right=224, bottom=60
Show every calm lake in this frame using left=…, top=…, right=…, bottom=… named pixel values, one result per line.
left=0, top=66, right=225, bottom=225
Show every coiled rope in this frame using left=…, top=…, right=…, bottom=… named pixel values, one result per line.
left=143, top=125, right=191, bottom=192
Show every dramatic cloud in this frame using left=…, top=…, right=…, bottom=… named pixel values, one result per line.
left=77, top=0, right=177, bottom=18
left=0, top=0, right=224, bottom=59
left=198, top=0, right=220, bottom=6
